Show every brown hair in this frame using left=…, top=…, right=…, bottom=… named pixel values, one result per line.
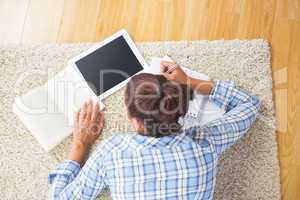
left=125, top=73, right=193, bottom=137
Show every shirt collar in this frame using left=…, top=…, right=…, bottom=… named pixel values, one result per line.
left=133, top=131, right=190, bottom=150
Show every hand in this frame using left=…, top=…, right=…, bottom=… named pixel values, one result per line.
left=160, top=61, right=213, bottom=95
left=68, top=100, right=104, bottom=165
left=160, top=61, right=189, bottom=85
left=73, top=100, right=104, bottom=148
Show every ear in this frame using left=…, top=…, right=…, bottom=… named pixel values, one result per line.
left=130, top=117, right=145, bottom=133
left=130, top=117, right=140, bottom=129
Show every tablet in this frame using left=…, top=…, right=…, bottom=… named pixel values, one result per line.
left=69, top=29, right=148, bottom=99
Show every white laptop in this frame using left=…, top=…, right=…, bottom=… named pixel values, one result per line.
left=13, top=30, right=148, bottom=151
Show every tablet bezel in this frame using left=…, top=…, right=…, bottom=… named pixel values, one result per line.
left=68, top=29, right=148, bottom=100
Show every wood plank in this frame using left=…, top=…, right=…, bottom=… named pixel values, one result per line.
left=277, top=19, right=300, bottom=200
left=57, top=0, right=102, bottom=42
left=276, top=0, right=300, bottom=20
left=271, top=20, right=292, bottom=69
left=279, top=61, right=300, bottom=199
left=275, top=89, right=288, bottom=133
left=21, top=0, right=64, bottom=43
left=274, top=67, right=287, bottom=86
left=181, top=0, right=209, bottom=40
left=0, top=0, right=29, bottom=44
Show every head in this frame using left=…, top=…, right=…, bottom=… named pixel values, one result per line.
left=125, top=73, right=193, bottom=137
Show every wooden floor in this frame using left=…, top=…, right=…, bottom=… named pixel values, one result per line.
left=0, top=0, right=299, bottom=199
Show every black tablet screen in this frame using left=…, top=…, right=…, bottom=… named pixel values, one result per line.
left=75, top=36, right=143, bottom=96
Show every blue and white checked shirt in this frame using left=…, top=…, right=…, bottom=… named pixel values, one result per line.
left=49, top=80, right=261, bottom=200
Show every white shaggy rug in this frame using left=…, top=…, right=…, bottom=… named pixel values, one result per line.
left=0, top=40, right=280, bottom=199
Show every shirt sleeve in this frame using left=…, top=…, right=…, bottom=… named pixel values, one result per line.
left=191, top=80, right=261, bottom=155
left=48, top=145, right=108, bottom=200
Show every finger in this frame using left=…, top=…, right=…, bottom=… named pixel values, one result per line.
left=161, top=70, right=172, bottom=80
left=74, top=109, right=80, bottom=122
left=161, top=61, right=175, bottom=66
left=90, top=112, right=104, bottom=137
left=98, top=112, right=105, bottom=130
left=160, top=61, right=172, bottom=73
left=160, top=61, right=177, bottom=72
left=79, top=101, right=88, bottom=123
left=74, top=110, right=80, bottom=128
left=86, top=99, right=93, bottom=121
left=91, top=102, right=99, bottom=122
left=160, top=64, right=168, bottom=73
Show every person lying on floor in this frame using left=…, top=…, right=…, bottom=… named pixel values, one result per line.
left=48, top=61, right=261, bottom=200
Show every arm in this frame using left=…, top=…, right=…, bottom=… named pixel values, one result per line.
left=49, top=147, right=107, bottom=200
left=160, top=61, right=261, bottom=155
left=49, top=100, right=106, bottom=199
left=199, top=80, right=261, bottom=154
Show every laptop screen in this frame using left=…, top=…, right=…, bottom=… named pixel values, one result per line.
left=75, top=36, right=143, bottom=96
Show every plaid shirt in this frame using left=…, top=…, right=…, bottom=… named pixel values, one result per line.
left=49, top=80, right=261, bottom=200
